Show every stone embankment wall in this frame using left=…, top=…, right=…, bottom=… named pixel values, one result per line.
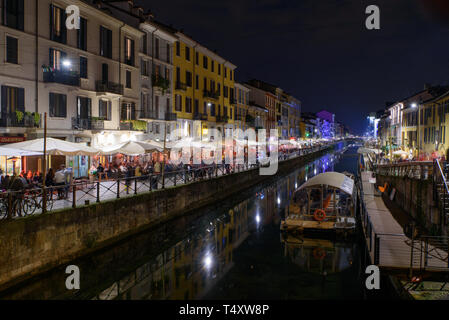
left=0, top=146, right=335, bottom=291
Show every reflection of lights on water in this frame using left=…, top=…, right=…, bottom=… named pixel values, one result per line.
left=204, top=254, right=213, bottom=269
left=277, top=197, right=281, bottom=205
left=260, top=193, right=265, bottom=200
left=314, top=169, right=317, bottom=175
left=305, top=176, right=308, bottom=181
left=295, top=183, right=298, bottom=189
left=256, top=215, right=261, bottom=223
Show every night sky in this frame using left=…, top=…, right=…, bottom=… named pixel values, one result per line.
left=135, top=0, right=449, bottom=134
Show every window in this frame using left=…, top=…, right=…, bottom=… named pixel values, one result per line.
left=186, top=71, right=192, bottom=87
left=203, top=56, right=208, bottom=69
left=176, top=41, right=180, bottom=56
left=203, top=78, right=207, bottom=90
left=121, top=103, right=136, bottom=121
left=218, top=64, right=221, bottom=75
left=195, top=75, right=199, bottom=90
left=224, top=86, right=228, bottom=98
left=155, top=38, right=159, bottom=60
left=224, top=67, right=227, bottom=78
left=230, top=70, right=233, bottom=81
left=175, top=94, right=182, bottom=112
left=50, top=4, right=67, bottom=44
left=100, top=26, right=112, bottom=59
left=3, top=0, right=24, bottom=31
left=211, top=61, right=215, bottom=73
left=166, top=43, right=170, bottom=63
left=99, top=100, right=111, bottom=120
left=142, top=34, right=147, bottom=55
left=125, top=37, right=135, bottom=66
left=78, top=17, right=87, bottom=51
left=141, top=59, right=148, bottom=76
left=6, top=36, right=18, bottom=64
left=49, top=48, right=65, bottom=70
left=185, top=46, right=190, bottom=61
left=194, top=99, right=199, bottom=114
left=126, top=70, right=132, bottom=88
left=80, top=57, right=88, bottom=79
left=76, top=97, right=91, bottom=119
left=1, top=86, right=24, bottom=114
left=49, top=93, right=67, bottom=118
left=211, top=104, right=215, bottom=117
left=185, top=97, right=192, bottom=113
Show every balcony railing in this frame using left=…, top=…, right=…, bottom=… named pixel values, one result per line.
left=203, top=90, right=220, bottom=100
left=72, top=117, right=106, bottom=131
left=193, top=113, right=208, bottom=121
left=165, top=113, right=177, bottom=121
left=216, top=115, right=229, bottom=123
left=43, top=69, right=80, bottom=86
left=175, top=82, right=187, bottom=91
left=95, top=81, right=124, bottom=95
left=152, top=75, right=171, bottom=93
left=120, top=120, right=148, bottom=131
left=0, top=112, right=41, bottom=128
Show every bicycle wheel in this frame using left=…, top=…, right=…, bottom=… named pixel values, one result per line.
left=22, top=198, right=37, bottom=216
left=0, top=200, right=7, bottom=219
left=12, top=199, right=23, bottom=217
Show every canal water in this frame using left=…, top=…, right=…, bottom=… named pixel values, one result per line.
left=0, top=143, right=393, bottom=300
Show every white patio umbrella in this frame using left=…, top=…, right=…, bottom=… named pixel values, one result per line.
left=0, top=146, right=42, bottom=156
left=393, top=150, right=409, bottom=156
left=5, top=138, right=100, bottom=156
left=100, top=141, right=163, bottom=156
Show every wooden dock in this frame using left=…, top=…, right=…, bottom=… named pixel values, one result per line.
left=359, top=171, right=449, bottom=272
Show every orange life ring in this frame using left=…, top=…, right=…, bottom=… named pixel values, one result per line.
left=314, top=209, right=327, bottom=222
left=313, top=247, right=326, bottom=260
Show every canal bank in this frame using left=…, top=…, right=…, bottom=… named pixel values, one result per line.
left=1, top=144, right=393, bottom=300
left=0, top=142, right=342, bottom=292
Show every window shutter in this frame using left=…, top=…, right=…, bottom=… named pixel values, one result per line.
left=121, top=104, right=127, bottom=121
left=107, top=29, right=112, bottom=59
left=50, top=4, right=54, bottom=40
left=17, top=88, right=24, bottom=112
left=17, top=0, right=24, bottom=30
left=61, top=10, right=67, bottom=44
left=1, top=86, right=7, bottom=115
left=49, top=93, right=54, bottom=117
left=62, top=94, right=67, bottom=118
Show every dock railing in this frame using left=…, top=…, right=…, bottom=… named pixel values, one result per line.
left=357, top=170, right=449, bottom=274
left=375, top=161, right=433, bottom=180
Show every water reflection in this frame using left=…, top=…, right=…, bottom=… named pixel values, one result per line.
left=1, top=143, right=365, bottom=300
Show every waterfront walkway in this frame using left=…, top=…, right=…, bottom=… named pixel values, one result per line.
left=359, top=170, right=449, bottom=272
left=0, top=143, right=338, bottom=220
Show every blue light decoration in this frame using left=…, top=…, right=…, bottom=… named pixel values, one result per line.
left=321, top=120, right=333, bottom=139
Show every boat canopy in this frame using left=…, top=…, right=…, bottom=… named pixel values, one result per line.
left=298, top=172, right=354, bottom=195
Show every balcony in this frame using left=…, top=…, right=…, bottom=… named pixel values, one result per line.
left=216, top=115, right=229, bottom=123
left=43, top=69, right=80, bottom=86
left=152, top=75, right=171, bottom=93
left=72, top=117, right=105, bottom=131
left=165, top=113, right=177, bottom=121
left=95, top=81, right=124, bottom=95
left=193, top=113, right=208, bottom=121
left=175, top=82, right=187, bottom=91
left=139, top=110, right=161, bottom=121
left=203, top=90, right=220, bottom=100
left=120, top=120, right=148, bottom=132
left=0, top=112, right=41, bottom=128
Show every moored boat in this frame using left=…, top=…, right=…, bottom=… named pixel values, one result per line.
left=281, top=172, right=357, bottom=237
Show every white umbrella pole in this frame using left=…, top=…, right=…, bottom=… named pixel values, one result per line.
left=43, top=112, right=47, bottom=213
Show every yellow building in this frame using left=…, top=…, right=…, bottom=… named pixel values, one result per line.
left=172, top=32, right=237, bottom=140
left=417, top=92, right=449, bottom=158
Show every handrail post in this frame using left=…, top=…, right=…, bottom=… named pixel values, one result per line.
left=97, top=181, right=100, bottom=203
left=72, top=185, right=76, bottom=209
left=117, top=179, right=120, bottom=199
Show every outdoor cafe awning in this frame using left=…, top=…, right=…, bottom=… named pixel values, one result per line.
left=5, top=138, right=100, bottom=156
left=0, top=146, right=42, bottom=157
left=100, top=141, right=163, bottom=156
